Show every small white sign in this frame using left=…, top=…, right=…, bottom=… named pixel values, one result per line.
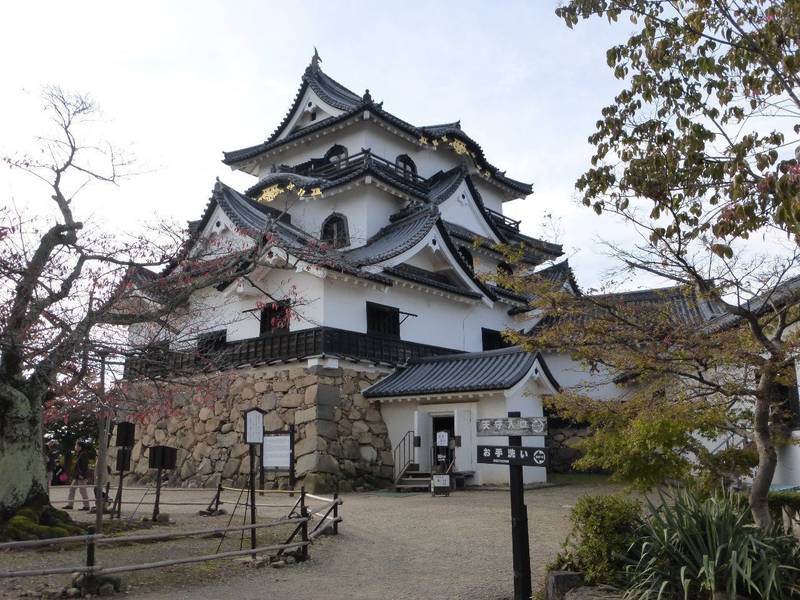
left=432, top=474, right=450, bottom=488
left=245, top=410, right=264, bottom=444
left=263, top=435, right=291, bottom=469
left=436, top=431, right=449, bottom=447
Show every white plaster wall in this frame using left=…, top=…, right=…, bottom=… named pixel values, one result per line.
left=376, top=384, right=546, bottom=486
left=278, top=88, right=344, bottom=139
left=257, top=127, right=369, bottom=179
left=322, top=275, right=520, bottom=351
left=439, top=181, right=499, bottom=241
left=193, top=205, right=255, bottom=257
left=178, top=268, right=325, bottom=344
left=472, top=179, right=510, bottom=213
left=774, top=432, right=800, bottom=487
left=542, top=351, right=623, bottom=401
left=282, top=186, right=401, bottom=248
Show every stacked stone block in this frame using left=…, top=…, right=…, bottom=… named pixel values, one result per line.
left=122, top=364, right=394, bottom=492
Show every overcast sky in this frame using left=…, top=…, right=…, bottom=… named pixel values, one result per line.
left=0, top=1, right=649, bottom=291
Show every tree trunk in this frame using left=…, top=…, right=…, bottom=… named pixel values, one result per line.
left=94, top=414, right=110, bottom=532
left=750, top=391, right=777, bottom=528
left=0, top=383, right=48, bottom=519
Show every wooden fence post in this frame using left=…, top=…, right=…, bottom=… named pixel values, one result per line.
left=333, top=492, right=339, bottom=535
left=300, top=487, right=308, bottom=561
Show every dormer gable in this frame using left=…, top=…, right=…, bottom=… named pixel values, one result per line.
left=272, top=50, right=363, bottom=142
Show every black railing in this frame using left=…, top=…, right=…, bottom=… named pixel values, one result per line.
left=393, top=430, right=416, bottom=483
left=294, top=150, right=428, bottom=188
left=485, top=207, right=521, bottom=232
left=123, top=327, right=460, bottom=379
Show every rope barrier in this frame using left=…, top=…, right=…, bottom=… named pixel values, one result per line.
left=0, top=517, right=308, bottom=552
left=0, top=540, right=311, bottom=578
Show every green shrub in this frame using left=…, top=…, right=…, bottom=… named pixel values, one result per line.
left=0, top=503, right=83, bottom=542
left=550, top=494, right=641, bottom=586
left=624, top=487, right=800, bottom=599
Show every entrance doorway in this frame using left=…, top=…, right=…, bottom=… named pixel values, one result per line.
left=431, top=415, right=455, bottom=470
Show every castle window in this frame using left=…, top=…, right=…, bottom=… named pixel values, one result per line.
left=197, top=330, right=226, bottom=356
left=482, top=328, right=511, bottom=351
left=366, top=302, right=400, bottom=338
left=260, top=302, right=290, bottom=335
left=324, top=144, right=348, bottom=169
left=395, top=154, right=417, bottom=179
left=497, top=262, right=513, bottom=276
left=458, top=247, right=474, bottom=272
left=310, top=110, right=317, bottom=122
left=321, top=213, right=349, bottom=249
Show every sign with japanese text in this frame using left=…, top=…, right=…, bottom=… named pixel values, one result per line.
left=436, top=431, right=449, bottom=447
left=477, top=445, right=548, bottom=467
left=263, top=434, right=291, bottom=469
left=476, top=417, right=547, bottom=437
left=431, top=474, right=451, bottom=497
left=245, top=410, right=264, bottom=444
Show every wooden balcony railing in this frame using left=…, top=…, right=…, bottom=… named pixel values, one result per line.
left=123, top=327, right=461, bottom=379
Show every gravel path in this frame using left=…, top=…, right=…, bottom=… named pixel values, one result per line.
left=126, top=480, right=618, bottom=600
left=3, top=478, right=619, bottom=599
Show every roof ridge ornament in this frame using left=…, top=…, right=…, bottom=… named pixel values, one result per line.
left=309, top=47, right=321, bottom=73
left=363, top=89, right=372, bottom=102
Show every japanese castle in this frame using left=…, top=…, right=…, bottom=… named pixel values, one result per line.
left=122, top=53, right=800, bottom=492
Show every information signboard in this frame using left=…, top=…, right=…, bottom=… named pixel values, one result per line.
left=245, top=410, right=264, bottom=444
left=476, top=445, right=548, bottom=467
left=436, top=430, right=449, bottom=446
left=263, top=434, right=291, bottom=469
left=476, top=417, right=547, bottom=437
left=431, top=474, right=451, bottom=497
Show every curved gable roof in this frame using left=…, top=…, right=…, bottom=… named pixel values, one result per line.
left=344, top=206, right=440, bottom=266
left=363, top=347, right=558, bottom=398
left=222, top=58, right=532, bottom=197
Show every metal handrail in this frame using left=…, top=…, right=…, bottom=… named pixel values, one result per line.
left=393, top=430, right=415, bottom=483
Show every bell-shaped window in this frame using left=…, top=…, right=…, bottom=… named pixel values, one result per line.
left=324, top=144, right=348, bottom=169
left=395, top=154, right=417, bottom=179
left=321, top=213, right=349, bottom=249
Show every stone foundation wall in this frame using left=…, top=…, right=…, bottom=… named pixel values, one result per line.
left=120, top=364, right=394, bottom=492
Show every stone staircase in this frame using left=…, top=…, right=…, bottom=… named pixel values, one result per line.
left=394, top=464, right=431, bottom=492
left=394, top=464, right=475, bottom=492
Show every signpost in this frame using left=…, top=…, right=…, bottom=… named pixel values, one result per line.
left=243, top=407, right=266, bottom=558
left=477, top=446, right=547, bottom=467
left=476, top=412, right=548, bottom=600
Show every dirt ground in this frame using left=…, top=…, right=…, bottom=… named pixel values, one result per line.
left=1, top=476, right=621, bottom=599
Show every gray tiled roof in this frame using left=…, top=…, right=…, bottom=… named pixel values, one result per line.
left=364, top=347, right=556, bottom=398
left=385, top=263, right=482, bottom=299
left=222, top=59, right=532, bottom=196
left=344, top=206, right=440, bottom=266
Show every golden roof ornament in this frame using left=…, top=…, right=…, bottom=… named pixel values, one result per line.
left=258, top=185, right=283, bottom=204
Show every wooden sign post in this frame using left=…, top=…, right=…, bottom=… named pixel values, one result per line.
left=243, top=407, right=265, bottom=557
left=477, top=412, right=548, bottom=600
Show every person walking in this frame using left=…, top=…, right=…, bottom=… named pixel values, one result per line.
left=63, top=440, right=91, bottom=511
left=44, top=439, right=60, bottom=492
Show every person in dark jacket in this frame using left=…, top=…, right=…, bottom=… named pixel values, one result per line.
left=63, top=440, right=91, bottom=510
left=45, top=439, right=60, bottom=491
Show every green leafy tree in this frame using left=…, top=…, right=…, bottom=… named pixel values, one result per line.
left=523, top=0, right=800, bottom=527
